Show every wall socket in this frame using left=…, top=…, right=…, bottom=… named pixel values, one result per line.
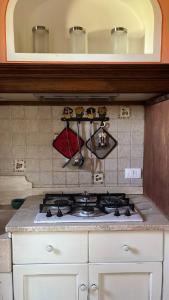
left=125, top=168, right=142, bottom=179
left=94, top=173, right=104, bottom=184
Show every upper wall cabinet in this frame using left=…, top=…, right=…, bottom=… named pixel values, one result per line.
left=0, top=0, right=166, bottom=63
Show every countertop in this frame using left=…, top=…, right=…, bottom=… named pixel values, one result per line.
left=5, top=194, right=169, bottom=233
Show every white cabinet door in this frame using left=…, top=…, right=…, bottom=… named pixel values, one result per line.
left=0, top=273, right=13, bottom=300
left=13, top=264, right=88, bottom=300
left=89, top=262, right=162, bottom=300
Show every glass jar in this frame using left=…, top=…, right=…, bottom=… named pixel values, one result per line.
left=111, top=27, right=128, bottom=54
left=32, top=26, right=49, bottom=53
left=69, top=26, right=86, bottom=53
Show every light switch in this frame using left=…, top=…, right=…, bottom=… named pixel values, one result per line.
left=125, top=168, right=142, bottom=179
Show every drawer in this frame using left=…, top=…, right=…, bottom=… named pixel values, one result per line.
left=0, top=234, right=11, bottom=272
left=13, top=232, right=88, bottom=264
left=89, top=231, right=163, bottom=262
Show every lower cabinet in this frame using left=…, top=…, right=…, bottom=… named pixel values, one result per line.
left=89, top=262, right=162, bottom=300
left=13, top=264, right=88, bottom=300
left=13, top=262, right=162, bottom=300
left=0, top=273, right=13, bottom=300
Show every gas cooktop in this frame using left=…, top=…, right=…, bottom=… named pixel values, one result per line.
left=34, top=192, right=143, bottom=223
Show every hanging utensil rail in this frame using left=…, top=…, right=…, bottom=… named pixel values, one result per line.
left=61, top=117, right=109, bottom=122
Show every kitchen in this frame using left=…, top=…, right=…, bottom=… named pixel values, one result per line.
left=0, top=0, right=169, bottom=300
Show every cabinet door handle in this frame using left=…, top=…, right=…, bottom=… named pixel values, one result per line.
left=90, top=284, right=98, bottom=291
left=122, top=244, right=129, bottom=252
left=79, top=284, right=88, bottom=291
left=46, top=245, right=54, bottom=252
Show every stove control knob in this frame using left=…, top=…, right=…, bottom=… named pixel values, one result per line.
left=90, top=284, right=98, bottom=291
left=46, top=245, right=54, bottom=253
left=125, top=208, right=131, bottom=216
left=57, top=209, right=63, bottom=217
left=122, top=244, right=129, bottom=252
left=46, top=210, right=52, bottom=217
left=79, top=284, right=88, bottom=291
left=114, top=208, right=120, bottom=216
left=129, top=203, right=135, bottom=211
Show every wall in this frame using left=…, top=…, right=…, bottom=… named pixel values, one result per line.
left=0, top=105, right=144, bottom=189
left=144, top=100, right=169, bottom=216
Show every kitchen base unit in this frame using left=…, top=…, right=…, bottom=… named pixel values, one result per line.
left=11, top=231, right=164, bottom=300
left=0, top=273, right=13, bottom=300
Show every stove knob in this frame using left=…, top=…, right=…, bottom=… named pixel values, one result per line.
left=114, top=208, right=120, bottom=216
left=125, top=208, right=131, bottom=216
left=57, top=209, right=63, bottom=217
left=46, top=210, right=52, bottom=217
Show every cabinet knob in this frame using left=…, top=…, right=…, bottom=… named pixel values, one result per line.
left=122, top=244, right=129, bottom=252
left=79, top=284, right=88, bottom=291
left=90, top=284, right=98, bottom=291
left=46, top=245, right=54, bottom=252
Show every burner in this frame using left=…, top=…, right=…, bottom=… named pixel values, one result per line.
left=80, top=206, right=95, bottom=217
left=54, top=200, right=71, bottom=207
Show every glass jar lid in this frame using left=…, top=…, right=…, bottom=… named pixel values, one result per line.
left=69, top=26, right=86, bottom=34
left=111, top=27, right=127, bottom=34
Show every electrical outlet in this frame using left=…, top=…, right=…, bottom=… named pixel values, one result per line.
left=94, top=173, right=104, bottom=184
left=125, top=168, right=142, bottom=179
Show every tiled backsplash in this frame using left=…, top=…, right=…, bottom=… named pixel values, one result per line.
left=0, top=105, right=144, bottom=188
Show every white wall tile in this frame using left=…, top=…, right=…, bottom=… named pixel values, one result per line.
left=40, top=159, right=53, bottom=171
left=26, top=120, right=39, bottom=133
left=12, top=133, right=26, bottom=146
left=12, top=146, right=26, bottom=158
left=11, top=106, right=25, bottom=119
left=66, top=172, right=79, bottom=185
left=0, top=120, right=12, bottom=132
left=118, top=145, right=130, bottom=158
left=25, top=106, right=38, bottom=119
left=38, top=107, right=52, bottom=119
left=12, top=120, right=26, bottom=133
left=105, top=159, right=117, bottom=171
left=79, top=172, right=92, bottom=185
left=105, top=171, right=117, bottom=185
left=0, top=107, right=11, bottom=119
left=117, top=119, right=131, bottom=132
left=118, top=132, right=130, bottom=145
left=53, top=172, right=66, bottom=185
left=118, top=158, right=131, bottom=170
left=39, top=172, right=53, bottom=185
left=26, top=159, right=39, bottom=172
left=26, top=146, right=39, bottom=158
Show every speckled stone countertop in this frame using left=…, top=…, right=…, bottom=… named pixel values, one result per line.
left=5, top=194, right=169, bottom=233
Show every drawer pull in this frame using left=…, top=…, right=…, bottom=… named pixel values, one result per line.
left=122, top=244, right=129, bottom=252
left=46, top=245, right=54, bottom=252
left=79, top=284, right=88, bottom=291
left=90, top=284, right=98, bottom=291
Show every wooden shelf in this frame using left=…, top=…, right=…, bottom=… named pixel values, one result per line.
left=0, top=63, right=169, bottom=94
